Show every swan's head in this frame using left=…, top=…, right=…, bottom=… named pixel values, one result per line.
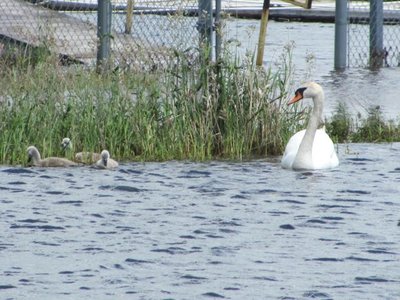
left=288, top=82, right=323, bottom=105
left=61, top=137, right=72, bottom=150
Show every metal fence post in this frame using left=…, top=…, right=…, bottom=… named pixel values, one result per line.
left=215, top=0, right=221, bottom=62
left=97, top=0, right=112, bottom=72
left=197, top=0, right=213, bottom=59
left=370, top=0, right=384, bottom=68
left=334, top=0, right=347, bottom=70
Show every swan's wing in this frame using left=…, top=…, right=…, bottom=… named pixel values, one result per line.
left=312, top=129, right=339, bottom=169
left=281, top=129, right=339, bottom=170
left=281, top=130, right=306, bottom=169
left=107, top=158, right=119, bottom=168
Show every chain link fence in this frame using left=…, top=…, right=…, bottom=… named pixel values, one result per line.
left=348, top=0, right=400, bottom=68
left=0, top=0, right=201, bottom=69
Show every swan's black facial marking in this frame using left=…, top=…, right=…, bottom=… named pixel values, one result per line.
left=294, top=87, right=307, bottom=99
left=288, top=86, right=308, bottom=105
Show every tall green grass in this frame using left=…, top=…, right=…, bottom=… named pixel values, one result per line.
left=2, top=42, right=399, bottom=166
left=326, top=102, right=400, bottom=143
left=0, top=44, right=301, bottom=165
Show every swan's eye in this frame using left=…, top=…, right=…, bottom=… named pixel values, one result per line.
left=295, top=87, right=307, bottom=97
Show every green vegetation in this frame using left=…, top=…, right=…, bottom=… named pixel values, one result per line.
left=1, top=43, right=399, bottom=166
left=326, top=102, right=400, bottom=143
left=0, top=44, right=303, bottom=165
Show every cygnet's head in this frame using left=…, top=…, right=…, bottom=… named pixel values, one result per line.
left=61, top=137, right=72, bottom=150
left=27, top=145, right=40, bottom=162
left=101, top=150, right=110, bottom=165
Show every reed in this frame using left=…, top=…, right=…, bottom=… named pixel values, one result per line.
left=326, top=102, right=400, bottom=143
left=2, top=43, right=400, bottom=167
left=0, top=44, right=300, bottom=165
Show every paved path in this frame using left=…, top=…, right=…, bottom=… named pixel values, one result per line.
left=0, top=0, right=142, bottom=64
left=0, top=0, right=98, bottom=63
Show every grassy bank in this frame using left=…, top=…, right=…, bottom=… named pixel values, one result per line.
left=1, top=46, right=400, bottom=166
left=282, top=99, right=400, bottom=146
left=326, top=102, right=400, bottom=143
left=0, top=47, right=303, bottom=165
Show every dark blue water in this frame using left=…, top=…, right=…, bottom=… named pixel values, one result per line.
left=1, top=143, right=400, bottom=299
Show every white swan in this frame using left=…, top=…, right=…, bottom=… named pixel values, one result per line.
left=281, top=82, right=339, bottom=170
left=95, top=150, right=119, bottom=169
left=27, top=145, right=78, bottom=167
left=61, top=137, right=101, bottom=164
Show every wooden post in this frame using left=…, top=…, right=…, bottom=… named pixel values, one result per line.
left=256, top=0, right=270, bottom=66
left=125, top=0, right=134, bottom=34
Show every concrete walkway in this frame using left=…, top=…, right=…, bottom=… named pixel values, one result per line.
left=0, top=0, right=97, bottom=63
left=0, top=0, right=145, bottom=64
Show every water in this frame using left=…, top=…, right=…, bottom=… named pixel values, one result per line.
left=1, top=143, right=400, bottom=299
left=71, top=10, right=400, bottom=119
left=225, top=19, right=400, bottom=119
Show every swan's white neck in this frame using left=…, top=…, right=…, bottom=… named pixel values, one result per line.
left=292, top=91, right=324, bottom=170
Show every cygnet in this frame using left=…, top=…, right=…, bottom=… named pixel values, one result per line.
left=95, top=150, right=119, bottom=169
left=61, top=137, right=101, bottom=164
left=27, top=145, right=78, bottom=167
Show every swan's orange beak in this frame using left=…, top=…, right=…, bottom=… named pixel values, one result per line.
left=288, top=92, right=303, bottom=105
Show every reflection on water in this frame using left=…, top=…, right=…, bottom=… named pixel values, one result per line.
left=1, top=143, right=400, bottom=299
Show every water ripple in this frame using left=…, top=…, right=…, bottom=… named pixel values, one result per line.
left=202, top=292, right=225, bottom=298
left=55, top=200, right=83, bottom=206
left=8, top=181, right=26, bottom=185
left=0, top=285, right=16, bottom=289
left=10, top=224, right=65, bottom=230
left=181, top=274, right=207, bottom=282
left=125, top=258, right=153, bottom=265
left=346, top=256, right=379, bottom=262
left=151, top=247, right=195, bottom=255
left=302, top=290, right=332, bottom=299
left=280, top=224, right=295, bottom=230
left=1, top=168, right=35, bottom=174
left=338, top=189, right=371, bottom=195
left=99, top=185, right=144, bottom=192
left=307, top=257, right=344, bottom=262
left=355, top=276, right=396, bottom=283
left=0, top=186, right=25, bottom=192
left=0, top=143, right=399, bottom=299
left=179, top=170, right=211, bottom=178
